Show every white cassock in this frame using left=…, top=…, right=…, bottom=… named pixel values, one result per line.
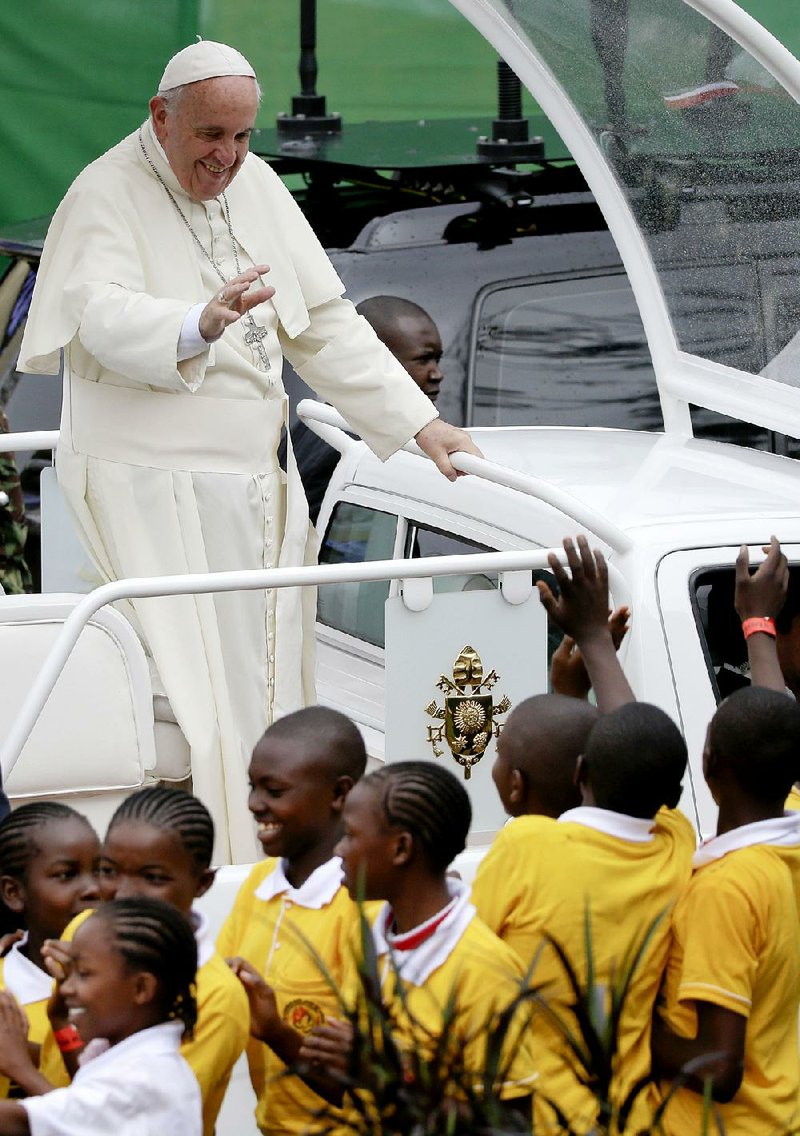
left=19, top=118, right=436, bottom=862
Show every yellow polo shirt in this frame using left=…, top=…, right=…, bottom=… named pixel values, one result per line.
left=217, top=856, right=360, bottom=1136
left=189, top=913, right=249, bottom=1136
left=0, top=942, right=69, bottom=1096
left=651, top=843, right=800, bottom=1134
left=471, top=806, right=695, bottom=1133
left=342, top=885, right=537, bottom=1107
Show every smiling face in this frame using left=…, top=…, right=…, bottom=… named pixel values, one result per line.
left=248, top=736, right=347, bottom=870
left=2, top=818, right=101, bottom=942
left=62, top=916, right=151, bottom=1047
left=381, top=313, right=444, bottom=402
left=149, top=75, right=258, bottom=200
left=98, top=821, right=212, bottom=915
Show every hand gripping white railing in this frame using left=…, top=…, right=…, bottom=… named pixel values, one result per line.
left=0, top=549, right=631, bottom=779
left=296, top=400, right=633, bottom=553
left=0, top=418, right=633, bottom=554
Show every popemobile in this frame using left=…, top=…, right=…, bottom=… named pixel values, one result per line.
left=1, top=0, right=800, bottom=1127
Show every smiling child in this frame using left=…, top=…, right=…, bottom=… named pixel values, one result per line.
left=85, top=787, right=248, bottom=1136
left=219, top=705, right=367, bottom=1136
left=0, top=897, right=201, bottom=1134
left=0, top=803, right=100, bottom=1094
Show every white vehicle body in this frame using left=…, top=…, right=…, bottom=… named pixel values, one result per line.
left=311, top=414, right=800, bottom=839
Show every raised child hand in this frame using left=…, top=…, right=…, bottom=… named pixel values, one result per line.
left=42, top=939, right=74, bottom=1031
left=227, top=957, right=280, bottom=1043
left=734, top=536, right=790, bottom=694
left=539, top=536, right=634, bottom=712
left=538, top=536, right=612, bottom=644
left=734, top=536, right=788, bottom=622
left=0, top=991, right=32, bottom=1080
left=551, top=605, right=631, bottom=700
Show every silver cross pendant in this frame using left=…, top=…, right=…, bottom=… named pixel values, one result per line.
left=243, top=315, right=271, bottom=372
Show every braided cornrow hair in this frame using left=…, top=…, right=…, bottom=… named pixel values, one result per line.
left=91, top=897, right=198, bottom=1038
left=0, top=803, right=96, bottom=935
left=364, top=761, right=472, bottom=872
left=108, top=787, right=214, bottom=869
left=0, top=801, right=92, bottom=881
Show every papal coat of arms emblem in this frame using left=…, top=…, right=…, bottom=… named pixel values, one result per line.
left=425, top=645, right=511, bottom=779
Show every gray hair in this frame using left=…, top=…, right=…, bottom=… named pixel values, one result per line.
left=158, top=77, right=263, bottom=112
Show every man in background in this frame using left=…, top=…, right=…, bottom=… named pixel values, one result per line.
left=287, top=295, right=445, bottom=525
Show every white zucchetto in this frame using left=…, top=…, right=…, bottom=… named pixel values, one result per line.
left=158, top=40, right=256, bottom=92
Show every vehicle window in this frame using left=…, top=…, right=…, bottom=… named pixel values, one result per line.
left=691, top=565, right=800, bottom=703
left=691, top=568, right=748, bottom=703
left=469, top=275, right=660, bottom=430
left=407, top=525, right=498, bottom=594
left=317, top=502, right=397, bottom=648
left=408, top=523, right=565, bottom=682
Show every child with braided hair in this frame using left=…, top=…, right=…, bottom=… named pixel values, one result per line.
left=0, top=896, right=201, bottom=1134
left=0, top=803, right=100, bottom=1096
left=239, top=760, right=537, bottom=1127
left=55, top=786, right=248, bottom=1136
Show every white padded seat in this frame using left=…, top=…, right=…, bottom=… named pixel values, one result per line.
left=148, top=657, right=191, bottom=783
left=0, top=594, right=189, bottom=832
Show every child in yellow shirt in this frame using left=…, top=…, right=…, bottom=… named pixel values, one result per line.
left=0, top=802, right=100, bottom=1095
left=490, top=692, right=597, bottom=819
left=733, top=537, right=800, bottom=892
left=288, top=761, right=537, bottom=1131
left=219, top=705, right=368, bottom=1136
left=84, top=787, right=249, bottom=1136
left=474, top=536, right=695, bottom=1133
left=651, top=684, right=800, bottom=1134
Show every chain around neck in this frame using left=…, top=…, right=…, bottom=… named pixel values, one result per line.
left=138, top=130, right=231, bottom=287
left=137, top=129, right=272, bottom=373
left=138, top=130, right=257, bottom=291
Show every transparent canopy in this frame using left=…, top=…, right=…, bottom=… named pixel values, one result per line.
left=451, top=0, right=800, bottom=438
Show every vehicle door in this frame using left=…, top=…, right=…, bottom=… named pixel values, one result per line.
left=314, top=486, right=534, bottom=760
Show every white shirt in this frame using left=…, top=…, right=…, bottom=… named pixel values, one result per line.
left=22, top=1021, right=201, bottom=1136
left=2, top=933, right=52, bottom=1005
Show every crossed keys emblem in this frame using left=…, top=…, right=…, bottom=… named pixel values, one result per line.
left=425, top=645, right=511, bottom=779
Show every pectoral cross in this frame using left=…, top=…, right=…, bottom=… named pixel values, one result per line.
left=243, top=314, right=271, bottom=372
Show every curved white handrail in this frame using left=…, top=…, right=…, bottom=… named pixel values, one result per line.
left=0, top=548, right=631, bottom=778
left=297, top=399, right=634, bottom=553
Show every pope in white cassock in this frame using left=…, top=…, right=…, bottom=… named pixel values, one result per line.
left=18, top=41, right=478, bottom=862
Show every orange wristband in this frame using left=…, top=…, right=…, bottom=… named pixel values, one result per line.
left=742, top=617, right=777, bottom=640
left=53, top=1024, right=83, bottom=1054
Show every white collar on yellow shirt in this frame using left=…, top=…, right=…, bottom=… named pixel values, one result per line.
left=191, top=906, right=215, bottom=968
left=693, top=811, right=800, bottom=869
left=559, top=805, right=655, bottom=844
left=254, top=855, right=343, bottom=909
left=372, top=877, right=476, bottom=987
left=2, top=932, right=52, bottom=1005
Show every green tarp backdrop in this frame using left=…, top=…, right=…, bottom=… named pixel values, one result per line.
left=0, top=0, right=796, bottom=227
